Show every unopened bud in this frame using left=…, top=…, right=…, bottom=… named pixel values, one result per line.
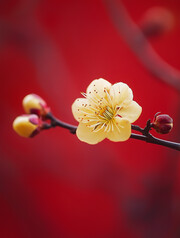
left=152, top=113, right=173, bottom=134
left=13, top=114, right=42, bottom=138
left=22, top=94, right=50, bottom=117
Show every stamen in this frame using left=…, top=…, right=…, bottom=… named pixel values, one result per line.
left=81, top=92, right=87, bottom=98
left=87, top=94, right=101, bottom=105
left=107, top=121, right=112, bottom=132
left=104, top=122, right=110, bottom=132
left=104, top=89, right=113, bottom=107
left=93, top=122, right=107, bottom=132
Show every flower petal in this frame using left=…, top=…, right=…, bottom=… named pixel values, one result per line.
left=76, top=122, right=106, bottom=144
left=72, top=98, right=90, bottom=122
left=107, top=117, right=131, bottom=142
left=86, top=78, right=111, bottom=101
left=110, top=82, right=133, bottom=106
left=118, top=101, right=142, bottom=123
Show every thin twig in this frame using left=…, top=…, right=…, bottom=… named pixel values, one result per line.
left=130, top=133, right=180, bottom=151
left=46, top=113, right=77, bottom=134
left=43, top=113, right=180, bottom=151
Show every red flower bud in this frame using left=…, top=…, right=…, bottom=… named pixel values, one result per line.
left=152, top=113, right=173, bottom=134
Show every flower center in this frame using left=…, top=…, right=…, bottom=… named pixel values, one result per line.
left=100, top=106, right=114, bottom=121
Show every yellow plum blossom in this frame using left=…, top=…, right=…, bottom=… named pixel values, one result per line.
left=72, top=78, right=142, bottom=144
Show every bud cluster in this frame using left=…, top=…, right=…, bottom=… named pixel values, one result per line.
left=13, top=94, right=50, bottom=138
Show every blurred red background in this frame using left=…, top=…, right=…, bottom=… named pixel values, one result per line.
left=0, top=0, right=180, bottom=237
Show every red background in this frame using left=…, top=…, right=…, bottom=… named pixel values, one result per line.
left=0, top=0, right=180, bottom=237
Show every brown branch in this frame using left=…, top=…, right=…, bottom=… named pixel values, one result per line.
left=130, top=133, right=180, bottom=151
left=43, top=113, right=180, bottom=151
left=103, top=0, right=180, bottom=92
left=45, top=113, right=77, bottom=134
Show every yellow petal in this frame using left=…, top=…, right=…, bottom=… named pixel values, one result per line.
left=86, top=78, right=111, bottom=101
left=110, top=82, right=133, bottom=106
left=72, top=98, right=90, bottom=122
left=118, top=101, right=142, bottom=123
left=76, top=122, right=106, bottom=144
left=107, top=117, right=131, bottom=142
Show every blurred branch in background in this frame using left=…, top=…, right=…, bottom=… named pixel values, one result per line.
left=103, top=0, right=180, bottom=92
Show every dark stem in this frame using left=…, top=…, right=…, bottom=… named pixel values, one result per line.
left=43, top=113, right=180, bottom=151
left=130, top=133, right=180, bottom=151
left=45, top=112, right=77, bottom=134
left=131, top=120, right=153, bottom=136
